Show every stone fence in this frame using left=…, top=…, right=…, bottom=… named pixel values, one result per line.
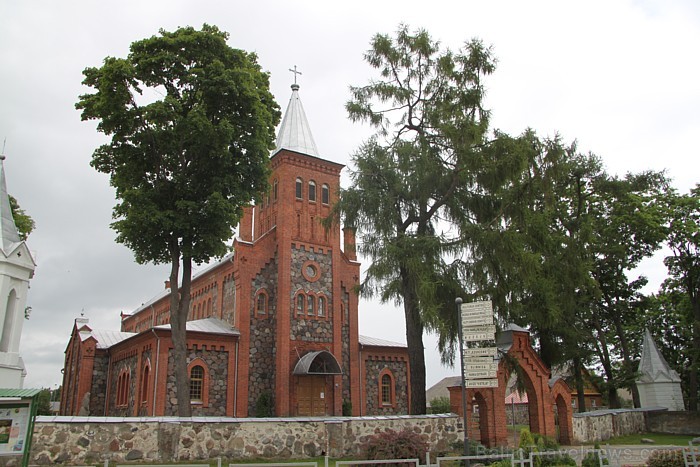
left=24, top=414, right=460, bottom=465
left=571, top=407, right=700, bottom=443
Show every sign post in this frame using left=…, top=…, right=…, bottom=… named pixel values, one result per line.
left=456, top=298, right=499, bottom=463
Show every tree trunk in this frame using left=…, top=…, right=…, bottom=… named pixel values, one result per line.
left=572, top=357, right=587, bottom=413
left=169, top=250, right=193, bottom=417
left=593, top=318, right=620, bottom=408
left=401, top=266, right=426, bottom=415
left=689, top=290, right=700, bottom=412
left=612, top=312, right=641, bottom=408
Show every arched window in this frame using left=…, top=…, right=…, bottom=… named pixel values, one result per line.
left=141, top=364, right=150, bottom=404
left=322, top=184, right=330, bottom=205
left=256, top=290, right=268, bottom=315
left=379, top=369, right=395, bottom=407
left=295, top=178, right=303, bottom=199
left=317, top=296, right=326, bottom=317
left=117, top=369, right=130, bottom=407
left=308, top=180, right=317, bottom=202
left=307, top=294, right=315, bottom=315
left=190, top=365, right=204, bottom=402
left=296, top=293, right=305, bottom=315
left=273, top=179, right=279, bottom=201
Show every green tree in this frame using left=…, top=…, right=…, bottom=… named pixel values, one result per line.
left=663, top=185, right=700, bottom=411
left=35, top=388, right=52, bottom=416
left=587, top=171, right=669, bottom=408
left=9, top=195, right=35, bottom=240
left=330, top=25, right=527, bottom=414
left=76, top=25, right=280, bottom=416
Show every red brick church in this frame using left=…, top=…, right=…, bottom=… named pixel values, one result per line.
left=60, top=83, right=410, bottom=418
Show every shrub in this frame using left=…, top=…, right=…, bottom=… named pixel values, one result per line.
left=428, top=396, right=452, bottom=414
left=342, top=399, right=352, bottom=416
left=360, top=429, right=429, bottom=463
left=645, top=449, right=684, bottom=467
left=581, top=443, right=609, bottom=467
left=254, top=392, right=273, bottom=417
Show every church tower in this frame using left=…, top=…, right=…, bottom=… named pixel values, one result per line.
left=232, top=82, right=361, bottom=416
left=0, top=155, right=36, bottom=388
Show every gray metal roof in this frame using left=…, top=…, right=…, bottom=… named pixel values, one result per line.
left=154, top=317, right=240, bottom=336
left=359, top=335, right=407, bottom=348
left=87, top=329, right=136, bottom=349
left=0, top=155, right=21, bottom=253
left=274, top=84, right=320, bottom=157
left=293, top=350, right=342, bottom=375
left=637, top=329, right=681, bottom=383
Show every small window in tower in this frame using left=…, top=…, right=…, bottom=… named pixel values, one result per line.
left=266, top=191, right=270, bottom=207
left=296, top=294, right=305, bottom=315
left=273, top=179, right=279, bottom=202
left=318, top=296, right=325, bottom=317
left=308, top=180, right=316, bottom=202
left=322, top=184, right=329, bottom=205
left=296, top=178, right=303, bottom=199
left=256, top=292, right=267, bottom=314
left=307, top=295, right=315, bottom=315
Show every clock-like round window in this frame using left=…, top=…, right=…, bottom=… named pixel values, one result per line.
left=302, top=260, right=321, bottom=282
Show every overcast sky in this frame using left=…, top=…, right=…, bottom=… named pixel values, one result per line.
left=1, top=0, right=698, bottom=391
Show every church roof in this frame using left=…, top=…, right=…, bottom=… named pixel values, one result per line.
left=88, top=329, right=136, bottom=349
left=0, top=155, right=22, bottom=254
left=274, top=83, right=320, bottom=157
left=154, top=317, right=240, bottom=336
left=637, top=329, right=681, bottom=383
left=359, top=335, right=406, bottom=348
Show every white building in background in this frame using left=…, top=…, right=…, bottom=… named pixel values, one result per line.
left=636, top=329, right=685, bottom=411
left=0, top=155, right=36, bottom=388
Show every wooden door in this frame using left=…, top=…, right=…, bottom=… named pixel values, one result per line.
left=297, top=375, right=327, bottom=416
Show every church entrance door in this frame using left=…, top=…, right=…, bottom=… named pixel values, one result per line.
left=297, top=375, right=327, bottom=416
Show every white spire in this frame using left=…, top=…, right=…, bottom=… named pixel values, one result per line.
left=0, top=155, right=21, bottom=253
left=274, top=83, right=320, bottom=157
left=637, top=329, right=681, bottom=383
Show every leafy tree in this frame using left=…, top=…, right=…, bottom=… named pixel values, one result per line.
left=663, top=185, right=700, bottom=411
left=428, top=396, right=451, bottom=414
left=35, top=388, right=52, bottom=416
left=330, top=25, right=528, bottom=414
left=9, top=195, right=35, bottom=240
left=76, top=25, right=280, bottom=416
left=587, top=171, right=669, bottom=408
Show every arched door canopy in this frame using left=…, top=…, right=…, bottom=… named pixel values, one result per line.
left=293, top=350, right=342, bottom=375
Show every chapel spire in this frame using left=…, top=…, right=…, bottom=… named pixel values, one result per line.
left=274, top=70, right=320, bottom=158
left=0, top=155, right=21, bottom=253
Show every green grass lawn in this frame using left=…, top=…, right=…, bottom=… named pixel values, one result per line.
left=598, top=432, right=697, bottom=446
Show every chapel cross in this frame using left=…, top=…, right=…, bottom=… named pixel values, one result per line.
left=289, top=65, right=302, bottom=84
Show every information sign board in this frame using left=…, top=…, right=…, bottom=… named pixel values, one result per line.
left=464, top=378, right=499, bottom=388
left=462, top=331, right=495, bottom=342
left=462, top=347, right=498, bottom=357
left=464, top=369, right=498, bottom=379
left=464, top=362, right=499, bottom=372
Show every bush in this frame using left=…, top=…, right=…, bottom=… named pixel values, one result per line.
left=581, top=443, right=608, bottom=467
left=343, top=399, right=352, bottom=416
left=360, top=429, right=429, bottom=463
left=254, top=392, right=273, bottom=417
left=645, top=449, right=685, bottom=467
left=428, top=396, right=452, bottom=414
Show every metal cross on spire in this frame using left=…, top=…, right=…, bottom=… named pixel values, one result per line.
left=289, top=65, right=302, bottom=84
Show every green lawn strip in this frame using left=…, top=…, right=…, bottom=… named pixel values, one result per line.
left=596, top=432, right=695, bottom=446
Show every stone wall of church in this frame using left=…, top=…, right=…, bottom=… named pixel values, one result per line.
left=222, top=275, right=236, bottom=326
left=341, top=288, right=351, bottom=409
left=165, top=348, right=229, bottom=416
left=248, top=257, right=278, bottom=416
left=109, top=355, right=137, bottom=417
left=29, top=415, right=460, bottom=464
left=89, top=355, right=109, bottom=416
left=364, top=358, right=409, bottom=415
left=290, top=246, right=333, bottom=343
